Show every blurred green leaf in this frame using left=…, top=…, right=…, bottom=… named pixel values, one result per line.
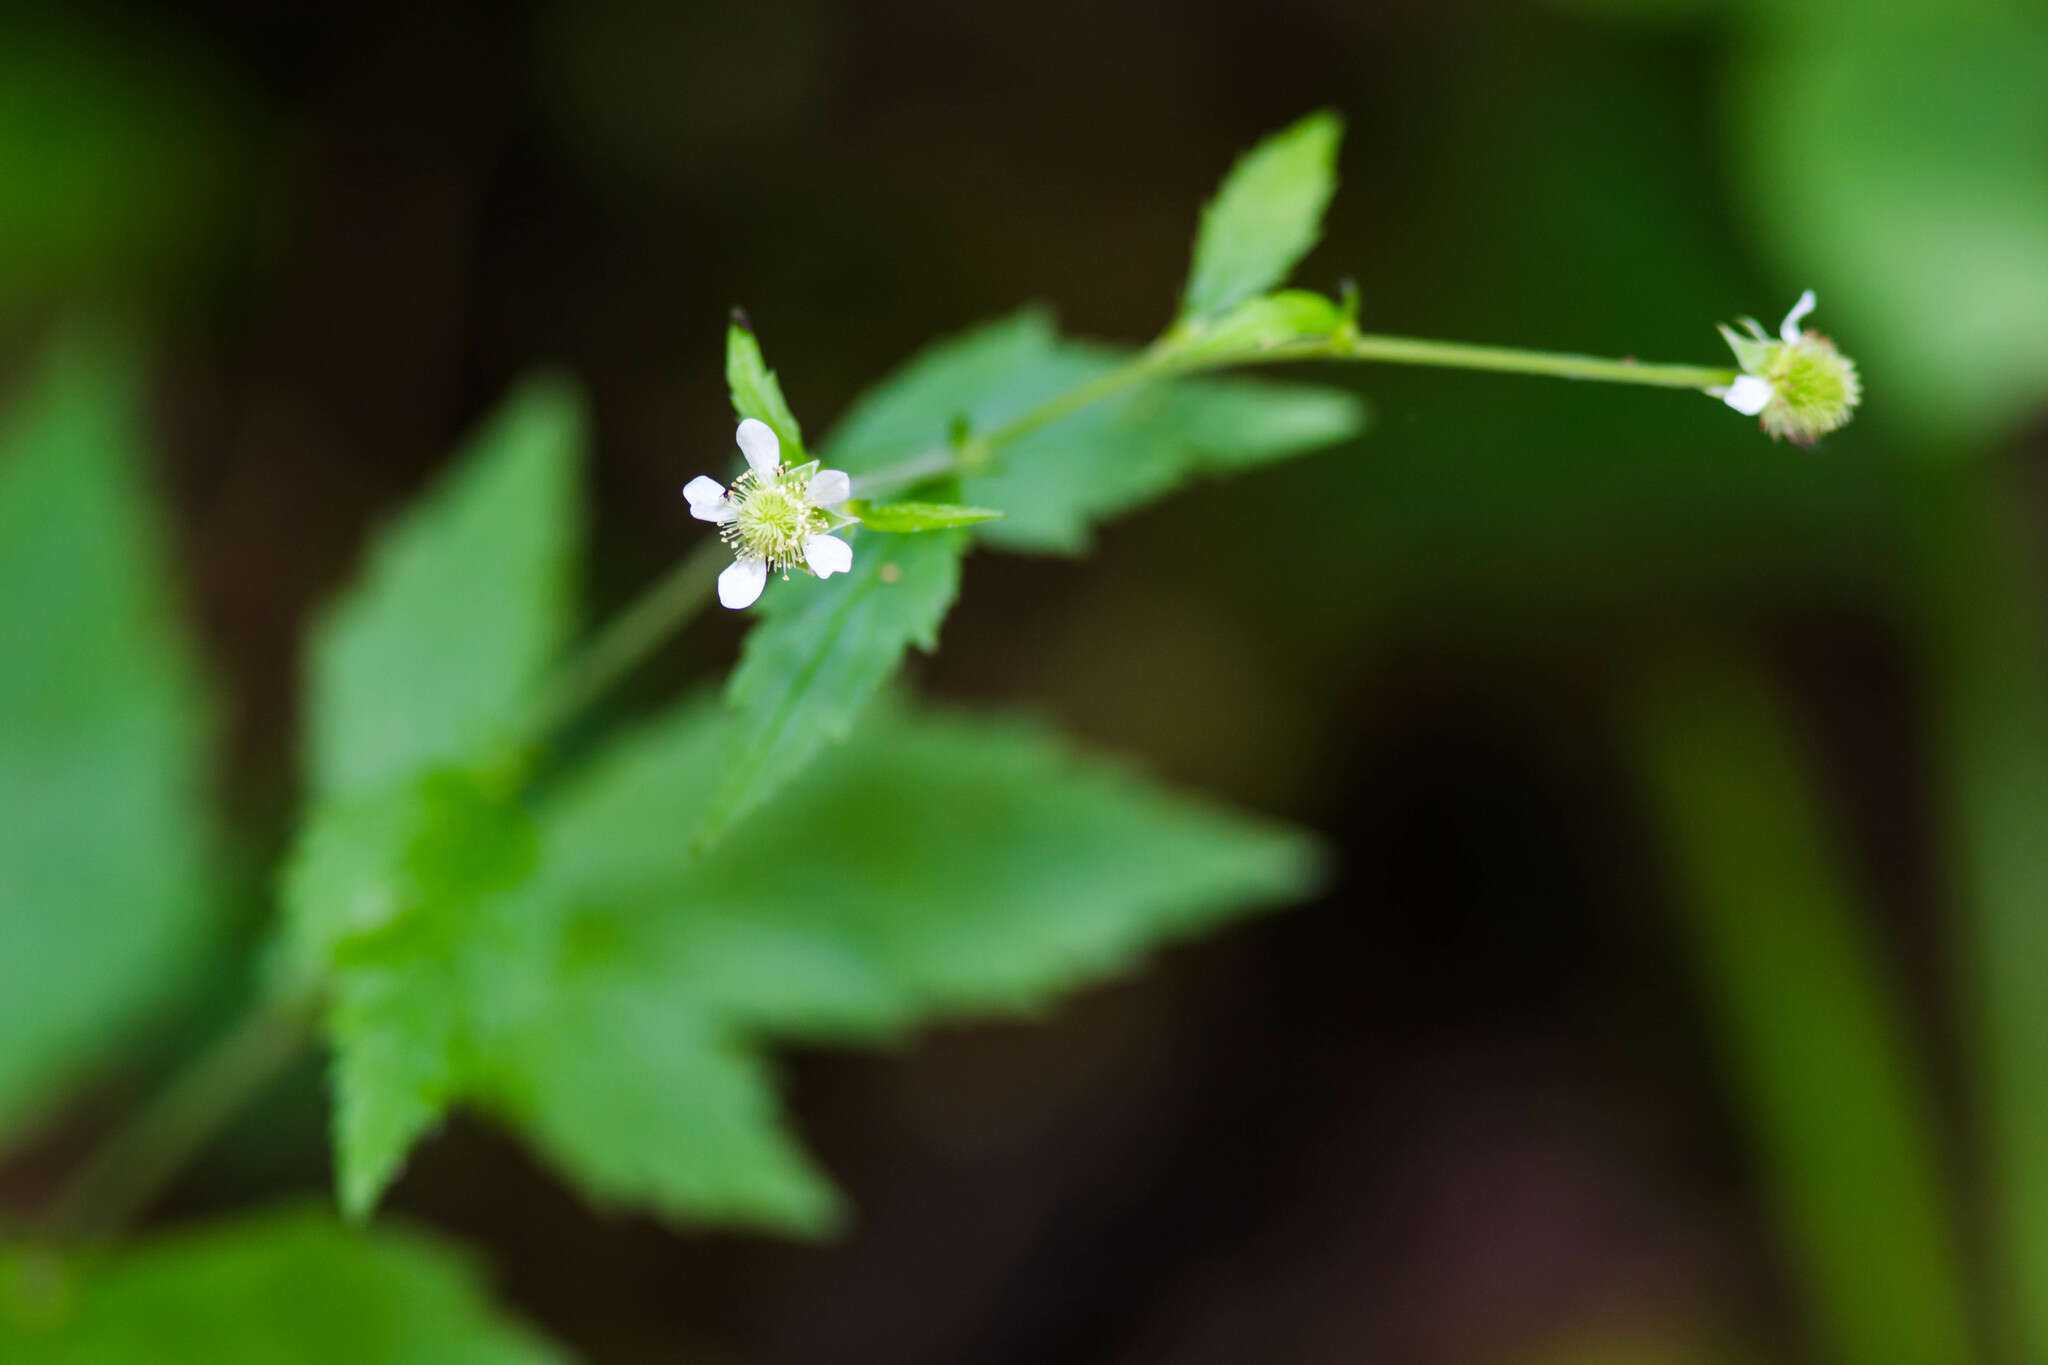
left=1908, top=462, right=2048, bottom=1361
left=726, top=319, right=807, bottom=463
left=1632, top=654, right=1977, bottom=1365
left=842, top=501, right=1004, bottom=532
left=0, top=338, right=216, bottom=1145
left=278, top=769, right=537, bottom=1216
left=1162, top=289, right=1347, bottom=361
left=1729, top=13, right=2048, bottom=443
left=1180, top=111, right=1343, bottom=321
left=305, top=379, right=583, bottom=800
left=0, top=1210, right=569, bottom=1363
left=701, top=530, right=965, bottom=846
left=556, top=698, right=1323, bottom=1035
left=293, top=696, right=1319, bottom=1233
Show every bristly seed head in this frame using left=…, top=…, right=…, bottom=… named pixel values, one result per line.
left=1712, top=290, right=1862, bottom=445
left=1756, top=334, right=1861, bottom=445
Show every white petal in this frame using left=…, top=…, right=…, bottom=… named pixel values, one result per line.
left=1780, top=289, right=1817, bottom=343
left=803, top=533, right=853, bottom=578
left=735, top=418, right=781, bottom=476
left=808, top=468, right=852, bottom=507
left=717, top=557, right=769, bottom=609
left=1716, top=375, right=1774, bottom=416
left=683, top=475, right=735, bottom=522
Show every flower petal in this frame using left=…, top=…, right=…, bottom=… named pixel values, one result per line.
left=808, top=468, right=852, bottom=507
left=717, top=557, right=770, bottom=609
left=683, top=475, right=735, bottom=522
left=803, top=533, right=853, bottom=578
left=1780, top=289, right=1817, bottom=343
left=1715, top=375, right=1774, bottom=416
left=735, top=418, right=781, bottom=476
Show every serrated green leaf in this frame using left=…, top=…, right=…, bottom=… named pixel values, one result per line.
left=842, top=500, right=1005, bottom=532
left=305, top=379, right=582, bottom=801
left=1180, top=111, right=1343, bottom=321
left=823, top=309, right=1365, bottom=555
left=558, top=699, right=1326, bottom=1039
left=500, top=697, right=1319, bottom=1225
left=701, top=530, right=965, bottom=845
left=1162, top=289, right=1348, bottom=361
left=725, top=320, right=807, bottom=462
left=293, top=695, right=1319, bottom=1235
left=0, top=1210, right=570, bottom=1363
left=278, top=768, right=536, bottom=1217
left=0, top=337, right=216, bottom=1145
left=971, top=373, right=1366, bottom=554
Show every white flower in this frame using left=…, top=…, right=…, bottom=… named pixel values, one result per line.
left=685, top=418, right=856, bottom=609
left=1708, top=289, right=1861, bottom=444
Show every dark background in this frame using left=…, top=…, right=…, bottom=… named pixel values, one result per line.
left=5, top=1, right=2042, bottom=1361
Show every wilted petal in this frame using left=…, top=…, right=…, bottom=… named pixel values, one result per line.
left=808, top=468, right=852, bottom=507
left=803, top=533, right=853, bottom=578
left=735, top=418, right=781, bottom=476
left=1780, top=289, right=1817, bottom=343
left=718, top=557, right=770, bottom=609
left=1716, top=375, right=1774, bottom=416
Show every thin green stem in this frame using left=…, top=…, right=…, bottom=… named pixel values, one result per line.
left=518, top=537, right=727, bottom=742
left=1326, top=332, right=1735, bottom=389
left=49, top=995, right=317, bottom=1239
left=859, top=329, right=1736, bottom=494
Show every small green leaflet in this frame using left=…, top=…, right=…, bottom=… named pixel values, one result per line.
left=842, top=500, right=1005, bottom=532
left=0, top=1211, right=570, bottom=1363
left=725, top=318, right=807, bottom=462
left=1162, top=289, right=1348, bottom=362
left=0, top=338, right=216, bottom=1146
left=290, top=698, right=1322, bottom=1233
left=1180, top=110, right=1343, bottom=322
left=304, top=379, right=583, bottom=800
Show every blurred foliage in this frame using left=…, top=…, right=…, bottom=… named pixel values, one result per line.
left=0, top=339, right=216, bottom=1145
left=0, top=0, right=2043, bottom=1360
left=0, top=14, right=250, bottom=315
left=304, top=382, right=584, bottom=802
left=0, top=1211, right=567, bottom=1362
left=1633, top=655, right=1975, bottom=1365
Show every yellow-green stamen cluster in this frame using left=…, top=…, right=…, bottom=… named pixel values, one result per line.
left=720, top=466, right=831, bottom=571
left=1754, top=333, right=1861, bottom=445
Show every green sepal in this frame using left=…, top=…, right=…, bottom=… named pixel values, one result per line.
left=1718, top=323, right=1776, bottom=376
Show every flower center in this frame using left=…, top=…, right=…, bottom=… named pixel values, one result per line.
left=1760, top=335, right=1862, bottom=444
left=722, top=469, right=824, bottom=569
